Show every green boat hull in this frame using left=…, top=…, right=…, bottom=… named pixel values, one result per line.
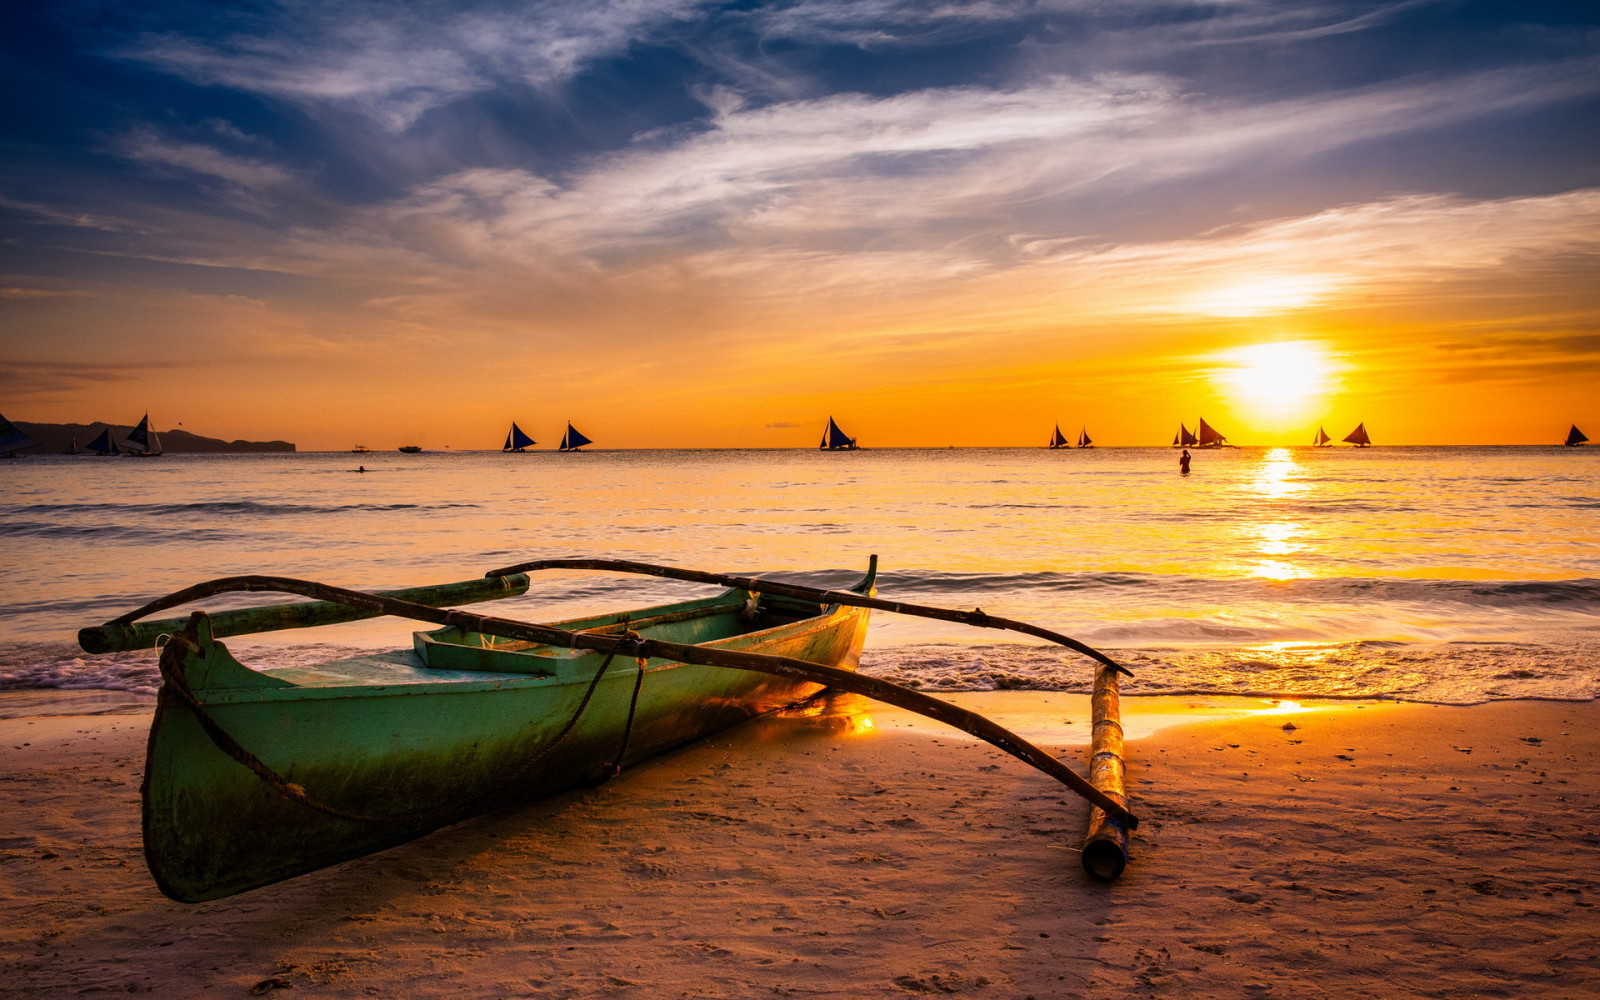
left=143, top=571, right=873, bottom=902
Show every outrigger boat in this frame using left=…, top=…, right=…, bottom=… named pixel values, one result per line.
left=80, top=557, right=1137, bottom=902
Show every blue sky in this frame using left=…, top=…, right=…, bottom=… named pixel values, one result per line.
left=3, top=0, right=1598, bottom=446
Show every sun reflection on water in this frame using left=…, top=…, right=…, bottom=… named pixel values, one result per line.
left=1241, top=448, right=1317, bottom=580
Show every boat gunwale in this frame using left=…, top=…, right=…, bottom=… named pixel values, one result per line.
left=188, top=595, right=865, bottom=705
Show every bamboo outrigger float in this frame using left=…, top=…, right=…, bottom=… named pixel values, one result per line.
left=80, top=556, right=1137, bottom=901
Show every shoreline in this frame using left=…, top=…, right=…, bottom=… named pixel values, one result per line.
left=2, top=691, right=1595, bottom=998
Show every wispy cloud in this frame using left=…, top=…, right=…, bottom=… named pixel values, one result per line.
left=121, top=129, right=291, bottom=189
left=117, top=0, right=713, bottom=130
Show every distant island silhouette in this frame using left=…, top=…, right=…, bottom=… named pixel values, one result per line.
left=10, top=420, right=295, bottom=454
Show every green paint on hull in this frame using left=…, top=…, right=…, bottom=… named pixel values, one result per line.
left=142, top=570, right=874, bottom=901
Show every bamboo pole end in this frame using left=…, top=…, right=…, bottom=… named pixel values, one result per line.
left=1081, top=834, right=1129, bottom=881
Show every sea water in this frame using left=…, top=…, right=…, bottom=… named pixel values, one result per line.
left=2, top=446, right=1596, bottom=705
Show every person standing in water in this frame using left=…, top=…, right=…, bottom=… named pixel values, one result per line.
left=1178, top=449, right=1191, bottom=474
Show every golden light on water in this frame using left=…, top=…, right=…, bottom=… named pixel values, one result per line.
left=1249, top=447, right=1307, bottom=500
left=1243, top=448, right=1315, bottom=579
left=1247, top=698, right=1311, bottom=717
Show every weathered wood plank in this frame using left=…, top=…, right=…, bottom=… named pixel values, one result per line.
left=77, top=574, right=531, bottom=653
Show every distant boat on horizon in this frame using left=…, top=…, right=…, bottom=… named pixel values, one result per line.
left=349, top=445, right=370, bottom=453
left=1076, top=427, right=1093, bottom=448
left=0, top=412, right=38, bottom=458
left=1195, top=418, right=1228, bottom=448
left=503, top=421, right=536, bottom=452
left=397, top=445, right=423, bottom=453
left=1343, top=423, right=1372, bottom=447
left=85, top=426, right=119, bottom=456
left=820, top=416, right=858, bottom=451
left=1172, top=423, right=1198, bottom=447
left=1565, top=424, right=1589, bottom=447
left=122, top=412, right=163, bottom=457
left=1049, top=424, right=1068, bottom=449
left=1314, top=426, right=1332, bottom=446
left=558, top=422, right=593, bottom=452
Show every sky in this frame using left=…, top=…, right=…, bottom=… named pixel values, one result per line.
left=2, top=0, right=1598, bottom=449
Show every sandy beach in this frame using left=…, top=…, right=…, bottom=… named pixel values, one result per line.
left=2, top=690, right=1595, bottom=999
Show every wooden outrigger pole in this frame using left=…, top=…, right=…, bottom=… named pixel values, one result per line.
left=485, top=557, right=1134, bottom=678
left=1082, top=664, right=1131, bottom=879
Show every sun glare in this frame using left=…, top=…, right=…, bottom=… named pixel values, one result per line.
left=1215, top=341, right=1336, bottom=421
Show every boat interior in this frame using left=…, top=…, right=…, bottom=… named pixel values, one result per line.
left=415, top=591, right=830, bottom=675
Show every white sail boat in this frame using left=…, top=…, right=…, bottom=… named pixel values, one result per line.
left=819, top=416, right=858, bottom=450
left=558, top=422, right=593, bottom=452
left=122, top=413, right=163, bottom=457
left=502, top=422, right=536, bottom=452
left=1565, top=424, right=1589, bottom=447
left=1049, top=424, right=1068, bottom=449
left=1342, top=423, right=1371, bottom=447
left=1313, top=426, right=1332, bottom=446
left=1076, top=427, right=1093, bottom=448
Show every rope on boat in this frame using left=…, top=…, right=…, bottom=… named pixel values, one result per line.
left=156, top=617, right=634, bottom=826
left=125, top=575, right=1138, bottom=828
left=484, top=557, right=1134, bottom=677
left=605, top=638, right=650, bottom=781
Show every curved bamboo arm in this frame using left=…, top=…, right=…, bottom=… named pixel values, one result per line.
left=100, top=574, right=1137, bottom=828
left=485, top=557, right=1132, bottom=678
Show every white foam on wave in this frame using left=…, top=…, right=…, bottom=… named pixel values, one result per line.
left=859, top=635, right=1600, bottom=706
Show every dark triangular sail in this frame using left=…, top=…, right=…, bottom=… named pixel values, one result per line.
left=1077, top=427, right=1092, bottom=448
left=559, top=422, right=592, bottom=451
left=86, top=427, right=120, bottom=456
left=819, top=417, right=857, bottom=450
left=122, top=413, right=163, bottom=456
left=0, top=412, right=38, bottom=454
left=1314, top=426, right=1331, bottom=446
left=1566, top=424, right=1588, bottom=446
left=1049, top=424, right=1068, bottom=448
left=1174, top=423, right=1198, bottom=447
left=1343, top=423, right=1371, bottom=446
left=1196, top=418, right=1225, bottom=447
left=503, top=422, right=536, bottom=452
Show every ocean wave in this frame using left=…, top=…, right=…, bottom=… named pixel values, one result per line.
left=858, top=639, right=1600, bottom=706
left=869, top=570, right=1600, bottom=609
left=3, top=500, right=483, bottom=517
left=7, top=631, right=1594, bottom=708
left=0, top=520, right=242, bottom=543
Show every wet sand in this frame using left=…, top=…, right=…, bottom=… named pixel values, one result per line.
left=1, top=691, right=1595, bottom=998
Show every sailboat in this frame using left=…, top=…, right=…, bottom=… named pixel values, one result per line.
left=0, top=412, right=38, bottom=458
left=1342, top=423, right=1371, bottom=447
left=85, top=427, right=120, bottom=456
left=122, top=413, right=163, bottom=457
left=558, top=422, right=593, bottom=452
left=1049, top=425, right=1069, bottom=449
left=1172, top=424, right=1198, bottom=447
left=502, top=422, right=536, bottom=452
left=1195, top=418, right=1227, bottom=448
left=1565, top=424, right=1589, bottom=447
left=1313, top=426, right=1332, bottom=446
left=1076, top=427, right=1093, bottom=449
left=819, top=416, right=858, bottom=451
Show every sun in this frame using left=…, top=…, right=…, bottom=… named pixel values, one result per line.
left=1215, top=341, right=1336, bottom=419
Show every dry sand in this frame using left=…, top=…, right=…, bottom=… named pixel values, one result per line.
left=1, top=690, right=1595, bottom=999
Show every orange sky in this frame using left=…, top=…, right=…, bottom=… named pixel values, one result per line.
left=3, top=3, right=1598, bottom=449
